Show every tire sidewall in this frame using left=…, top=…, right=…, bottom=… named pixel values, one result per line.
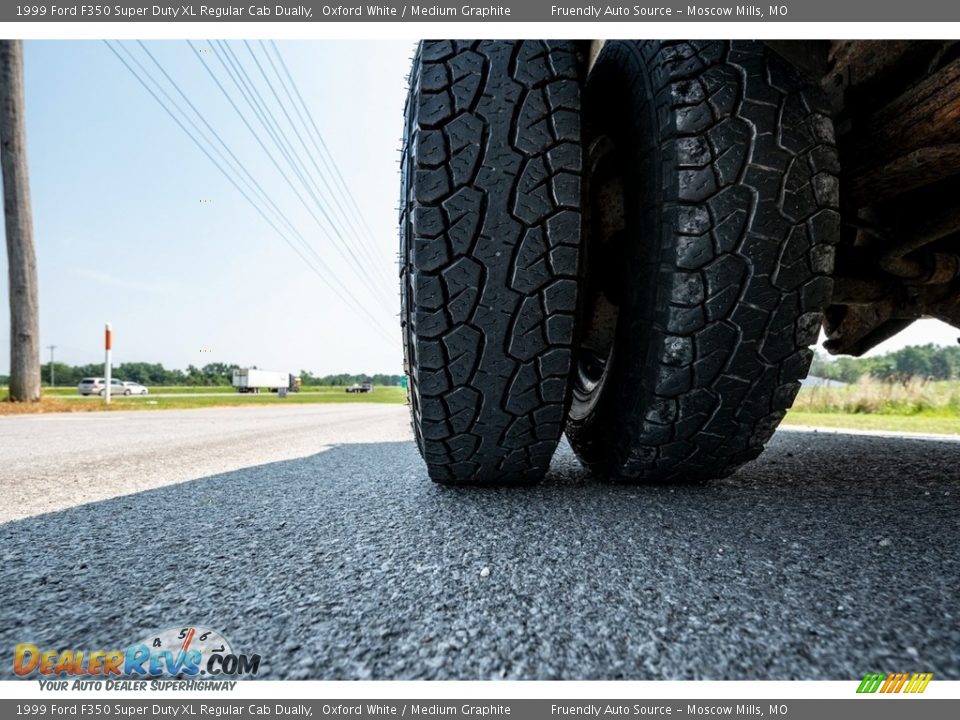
left=567, top=40, right=669, bottom=474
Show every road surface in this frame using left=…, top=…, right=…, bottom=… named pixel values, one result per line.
left=0, top=404, right=410, bottom=521
left=1, top=404, right=957, bottom=679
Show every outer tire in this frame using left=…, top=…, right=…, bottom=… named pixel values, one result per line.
left=566, top=41, right=840, bottom=482
left=400, top=41, right=583, bottom=485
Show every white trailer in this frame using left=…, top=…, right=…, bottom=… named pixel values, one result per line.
left=232, top=369, right=298, bottom=394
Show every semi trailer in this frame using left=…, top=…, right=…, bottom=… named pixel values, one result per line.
left=231, top=369, right=301, bottom=394
left=345, top=382, right=374, bottom=393
left=399, top=39, right=960, bottom=485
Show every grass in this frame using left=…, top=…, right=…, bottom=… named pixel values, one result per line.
left=41, top=385, right=351, bottom=396
left=42, top=385, right=239, bottom=396
left=784, top=377, right=960, bottom=435
left=7, top=377, right=960, bottom=434
left=0, top=385, right=407, bottom=414
left=783, top=411, right=960, bottom=435
left=792, top=378, right=960, bottom=416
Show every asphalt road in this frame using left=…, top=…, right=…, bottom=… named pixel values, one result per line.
left=1, top=405, right=958, bottom=680
left=0, top=404, right=410, bottom=521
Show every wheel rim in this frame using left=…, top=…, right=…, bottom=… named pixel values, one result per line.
left=570, top=134, right=627, bottom=421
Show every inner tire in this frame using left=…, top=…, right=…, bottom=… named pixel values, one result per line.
left=400, top=40, right=583, bottom=486
left=566, top=40, right=840, bottom=482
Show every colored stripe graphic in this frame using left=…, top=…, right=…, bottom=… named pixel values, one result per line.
left=857, top=672, right=885, bottom=693
left=858, top=672, right=933, bottom=693
left=905, top=673, right=934, bottom=693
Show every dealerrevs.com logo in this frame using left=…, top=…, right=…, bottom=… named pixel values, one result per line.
left=13, top=626, right=261, bottom=685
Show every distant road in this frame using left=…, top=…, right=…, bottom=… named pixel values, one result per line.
left=0, top=404, right=410, bottom=521
left=2, top=406, right=957, bottom=679
left=59, top=391, right=321, bottom=399
left=60, top=392, right=234, bottom=398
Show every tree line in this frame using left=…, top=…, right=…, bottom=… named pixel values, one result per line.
left=0, top=361, right=403, bottom=388
left=810, top=343, right=960, bottom=384
left=7, top=343, right=957, bottom=388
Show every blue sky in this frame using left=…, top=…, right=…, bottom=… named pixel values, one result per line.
left=0, top=40, right=414, bottom=376
left=0, top=39, right=956, bottom=376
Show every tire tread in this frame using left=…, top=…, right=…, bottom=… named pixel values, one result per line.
left=568, top=40, right=840, bottom=482
left=402, top=41, right=583, bottom=485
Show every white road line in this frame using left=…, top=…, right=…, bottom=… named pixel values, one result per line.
left=779, top=424, right=960, bottom=443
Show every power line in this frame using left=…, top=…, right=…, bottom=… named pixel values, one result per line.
left=187, top=42, right=398, bottom=322
left=269, top=41, right=392, bottom=277
left=252, top=40, right=392, bottom=286
left=213, top=40, right=394, bottom=310
left=117, top=41, right=351, bottom=302
left=215, top=40, right=394, bottom=311
left=135, top=41, right=303, bottom=243
left=185, top=40, right=337, bottom=259
left=134, top=40, right=388, bottom=330
left=134, top=41, right=394, bottom=324
left=103, top=41, right=397, bottom=343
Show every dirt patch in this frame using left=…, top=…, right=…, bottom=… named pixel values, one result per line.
left=0, top=397, right=108, bottom=415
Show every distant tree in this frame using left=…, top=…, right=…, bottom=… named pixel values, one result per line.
left=199, top=363, right=237, bottom=385
left=39, top=361, right=76, bottom=386
left=895, top=345, right=932, bottom=380
left=869, top=357, right=901, bottom=384
left=813, top=343, right=960, bottom=384
left=24, top=361, right=404, bottom=389
left=929, top=352, right=952, bottom=381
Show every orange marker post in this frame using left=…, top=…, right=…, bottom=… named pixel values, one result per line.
left=104, top=322, right=112, bottom=405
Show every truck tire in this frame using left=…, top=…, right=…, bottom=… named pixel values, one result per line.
left=400, top=40, right=583, bottom=485
left=566, top=40, right=840, bottom=482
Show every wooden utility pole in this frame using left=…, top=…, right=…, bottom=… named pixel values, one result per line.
left=0, top=40, right=40, bottom=402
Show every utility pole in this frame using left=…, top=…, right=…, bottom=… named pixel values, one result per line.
left=46, top=344, right=55, bottom=387
left=0, top=41, right=40, bottom=402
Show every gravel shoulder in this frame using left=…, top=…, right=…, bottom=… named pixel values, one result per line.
left=0, top=404, right=411, bottom=522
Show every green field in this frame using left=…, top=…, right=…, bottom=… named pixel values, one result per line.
left=783, top=379, right=960, bottom=435
left=783, top=411, right=960, bottom=435
left=6, top=379, right=960, bottom=433
left=0, top=385, right=406, bottom=413
left=43, top=385, right=230, bottom=396
left=40, top=385, right=371, bottom=397
left=792, top=378, right=960, bottom=415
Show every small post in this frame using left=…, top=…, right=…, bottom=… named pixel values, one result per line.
left=46, top=344, right=56, bottom=387
left=104, top=322, right=112, bottom=404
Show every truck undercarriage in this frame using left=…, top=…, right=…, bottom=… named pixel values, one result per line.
left=777, top=40, right=960, bottom=355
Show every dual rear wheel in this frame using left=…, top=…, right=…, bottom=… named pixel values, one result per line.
left=401, top=40, right=841, bottom=486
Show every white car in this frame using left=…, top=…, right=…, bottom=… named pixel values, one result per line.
left=76, top=378, right=147, bottom=396
left=77, top=377, right=105, bottom=396
left=121, top=381, right=148, bottom=396
left=99, top=379, right=126, bottom=396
